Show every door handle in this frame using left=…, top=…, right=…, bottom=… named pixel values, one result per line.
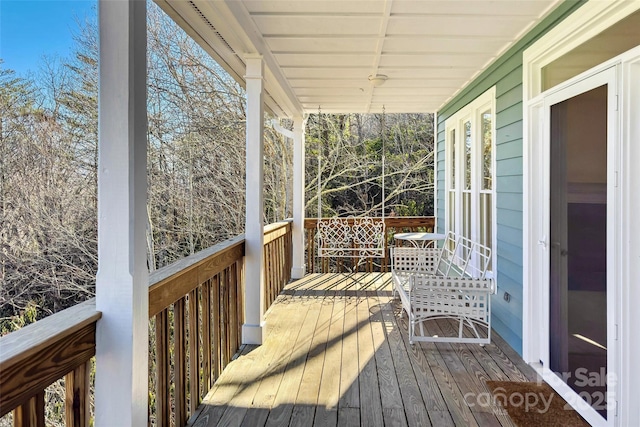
left=550, top=241, right=568, bottom=256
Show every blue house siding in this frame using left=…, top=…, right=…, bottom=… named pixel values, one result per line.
left=435, top=1, right=585, bottom=355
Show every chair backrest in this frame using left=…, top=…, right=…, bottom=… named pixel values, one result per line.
left=391, top=246, right=439, bottom=276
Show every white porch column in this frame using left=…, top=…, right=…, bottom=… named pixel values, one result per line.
left=243, top=55, right=266, bottom=345
left=291, top=116, right=307, bottom=279
left=95, top=1, right=148, bottom=426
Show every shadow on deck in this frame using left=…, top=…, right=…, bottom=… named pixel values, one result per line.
left=188, top=273, right=539, bottom=427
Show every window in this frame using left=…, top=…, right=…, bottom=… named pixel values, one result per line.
left=445, top=88, right=496, bottom=272
left=541, top=9, right=640, bottom=92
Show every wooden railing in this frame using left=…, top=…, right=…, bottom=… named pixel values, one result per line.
left=149, top=235, right=245, bottom=427
left=0, top=300, right=101, bottom=427
left=0, top=221, right=294, bottom=427
left=263, top=220, right=292, bottom=311
left=304, top=216, right=435, bottom=273
left=148, top=220, right=293, bottom=426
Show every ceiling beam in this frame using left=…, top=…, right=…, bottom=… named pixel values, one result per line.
left=366, top=0, right=394, bottom=113
left=223, top=0, right=304, bottom=117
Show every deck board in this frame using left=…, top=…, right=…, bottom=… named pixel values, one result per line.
left=190, top=273, right=537, bottom=427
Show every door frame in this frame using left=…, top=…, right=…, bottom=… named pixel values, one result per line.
left=523, top=45, right=640, bottom=427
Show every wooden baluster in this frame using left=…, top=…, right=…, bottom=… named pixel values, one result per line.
left=65, top=362, right=90, bottom=427
left=276, top=238, right=281, bottom=295
left=269, top=240, right=274, bottom=306
left=273, top=239, right=277, bottom=300
left=266, top=239, right=270, bottom=304
left=236, top=260, right=244, bottom=349
left=352, top=237, right=358, bottom=273
left=274, top=240, right=278, bottom=299
left=270, top=242, right=275, bottom=306
left=286, top=228, right=292, bottom=282
left=229, top=263, right=238, bottom=357
left=202, top=280, right=212, bottom=392
left=308, top=228, right=315, bottom=273
left=383, top=225, right=389, bottom=272
left=280, top=228, right=284, bottom=276
left=13, top=391, right=45, bottom=427
left=284, top=234, right=288, bottom=284
left=271, top=241, right=277, bottom=304
left=173, top=299, right=187, bottom=427
left=281, top=232, right=286, bottom=286
left=305, top=228, right=310, bottom=273
left=271, top=241, right=276, bottom=306
left=263, top=243, right=270, bottom=311
left=274, top=240, right=278, bottom=302
left=278, top=237, right=283, bottom=290
left=188, top=288, right=200, bottom=414
left=212, top=275, right=221, bottom=380
left=275, top=239, right=281, bottom=297
left=154, top=310, right=170, bottom=427
left=310, top=227, right=314, bottom=273
left=221, top=269, right=230, bottom=369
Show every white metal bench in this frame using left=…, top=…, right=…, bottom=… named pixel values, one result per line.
left=317, top=216, right=385, bottom=259
left=391, top=232, right=495, bottom=345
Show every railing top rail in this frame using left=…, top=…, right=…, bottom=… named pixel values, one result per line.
left=148, top=222, right=291, bottom=317
left=264, top=220, right=292, bottom=244
left=0, top=299, right=101, bottom=417
left=263, top=219, right=292, bottom=235
left=148, top=235, right=245, bottom=317
left=0, top=299, right=100, bottom=367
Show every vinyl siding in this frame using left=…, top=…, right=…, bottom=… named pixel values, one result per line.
left=435, top=0, right=586, bottom=355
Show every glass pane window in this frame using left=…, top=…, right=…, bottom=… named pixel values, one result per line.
left=462, top=191, right=471, bottom=240
left=450, top=129, right=456, bottom=189
left=482, top=110, right=492, bottom=190
left=444, top=87, right=495, bottom=274
left=464, top=121, right=471, bottom=190
left=448, top=190, right=455, bottom=237
left=480, top=192, right=492, bottom=270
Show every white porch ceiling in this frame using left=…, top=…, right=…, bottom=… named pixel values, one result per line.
left=156, top=0, right=561, bottom=116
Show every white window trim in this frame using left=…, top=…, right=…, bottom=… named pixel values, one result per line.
left=444, top=87, right=497, bottom=276
left=523, top=2, right=640, bottom=426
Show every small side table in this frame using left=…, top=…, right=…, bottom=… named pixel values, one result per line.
left=393, top=232, right=446, bottom=248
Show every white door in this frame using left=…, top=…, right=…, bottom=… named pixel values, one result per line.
left=539, top=66, right=618, bottom=427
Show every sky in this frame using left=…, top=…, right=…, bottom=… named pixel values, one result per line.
left=1, top=0, right=96, bottom=76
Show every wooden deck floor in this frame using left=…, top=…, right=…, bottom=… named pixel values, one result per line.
left=189, top=273, right=540, bottom=427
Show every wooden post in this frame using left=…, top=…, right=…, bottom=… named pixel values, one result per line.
left=242, top=55, right=266, bottom=345
left=291, top=116, right=306, bottom=279
left=95, top=0, right=148, bottom=425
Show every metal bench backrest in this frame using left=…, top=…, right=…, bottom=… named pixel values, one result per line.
left=391, top=246, right=439, bottom=277
left=435, top=232, right=491, bottom=279
left=317, top=216, right=385, bottom=258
